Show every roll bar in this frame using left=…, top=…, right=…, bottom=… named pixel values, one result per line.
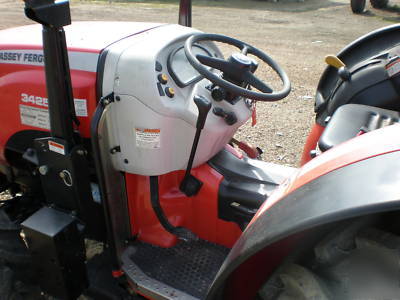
left=179, top=0, right=192, bottom=27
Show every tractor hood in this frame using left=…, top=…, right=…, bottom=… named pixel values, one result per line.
left=0, top=22, right=164, bottom=53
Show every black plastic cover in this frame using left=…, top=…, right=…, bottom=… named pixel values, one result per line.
left=21, top=207, right=87, bottom=299
left=314, top=24, right=400, bottom=124
left=318, top=104, right=400, bottom=152
left=209, top=149, right=295, bottom=228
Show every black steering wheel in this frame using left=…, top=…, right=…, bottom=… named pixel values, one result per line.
left=184, top=33, right=291, bottom=102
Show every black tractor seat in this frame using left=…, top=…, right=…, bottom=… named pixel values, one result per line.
left=318, top=104, right=400, bottom=152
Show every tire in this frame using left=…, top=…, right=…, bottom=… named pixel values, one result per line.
left=259, top=217, right=400, bottom=300
left=0, top=209, right=42, bottom=300
left=370, top=0, right=389, bottom=8
left=351, top=0, right=366, bottom=13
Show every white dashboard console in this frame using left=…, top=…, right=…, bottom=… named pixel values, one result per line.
left=102, top=24, right=252, bottom=176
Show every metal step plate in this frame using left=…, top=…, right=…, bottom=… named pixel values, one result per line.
left=121, top=240, right=229, bottom=300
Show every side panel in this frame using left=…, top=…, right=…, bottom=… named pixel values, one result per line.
left=0, top=62, right=97, bottom=163
left=125, top=163, right=242, bottom=248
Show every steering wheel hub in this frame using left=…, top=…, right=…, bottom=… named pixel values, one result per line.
left=230, top=53, right=253, bottom=67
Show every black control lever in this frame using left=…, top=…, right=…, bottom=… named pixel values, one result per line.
left=213, top=107, right=237, bottom=125
left=180, top=95, right=212, bottom=196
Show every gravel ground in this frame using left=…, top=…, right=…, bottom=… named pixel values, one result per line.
left=0, top=0, right=398, bottom=169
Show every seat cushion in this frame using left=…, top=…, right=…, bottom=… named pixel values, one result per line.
left=318, top=104, right=400, bottom=152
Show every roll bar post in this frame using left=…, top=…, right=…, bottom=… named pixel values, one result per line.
left=24, top=0, right=77, bottom=145
left=179, top=0, right=192, bottom=27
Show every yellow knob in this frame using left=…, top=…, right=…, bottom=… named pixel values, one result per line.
left=325, top=55, right=346, bottom=69
left=158, top=73, right=168, bottom=84
left=165, top=87, right=175, bottom=98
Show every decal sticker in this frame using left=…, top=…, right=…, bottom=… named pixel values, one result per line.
left=386, top=57, right=400, bottom=77
left=0, top=50, right=99, bottom=72
left=74, top=99, right=88, bottom=117
left=135, top=128, right=161, bottom=149
left=48, top=141, right=65, bottom=155
left=21, top=93, right=48, bottom=107
left=20, top=93, right=88, bottom=117
left=19, top=104, right=50, bottom=130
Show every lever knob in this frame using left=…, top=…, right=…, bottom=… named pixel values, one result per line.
left=211, top=86, right=226, bottom=102
left=325, top=55, right=346, bottom=69
left=194, top=95, right=212, bottom=129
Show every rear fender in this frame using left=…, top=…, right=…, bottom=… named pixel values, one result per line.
left=315, top=24, right=400, bottom=124
left=206, top=126, right=400, bottom=299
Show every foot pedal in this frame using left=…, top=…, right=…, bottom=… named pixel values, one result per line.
left=150, top=176, right=199, bottom=242
left=172, top=227, right=198, bottom=242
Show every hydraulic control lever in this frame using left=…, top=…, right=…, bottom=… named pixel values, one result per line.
left=325, top=55, right=351, bottom=81
left=180, top=95, right=212, bottom=196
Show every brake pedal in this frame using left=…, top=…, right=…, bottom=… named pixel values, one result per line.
left=171, top=227, right=198, bottom=242
left=150, top=176, right=198, bottom=242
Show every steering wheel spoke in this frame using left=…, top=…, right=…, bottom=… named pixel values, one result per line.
left=243, top=71, right=273, bottom=93
left=196, top=55, right=231, bottom=73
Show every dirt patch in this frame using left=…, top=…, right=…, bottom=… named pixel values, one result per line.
left=0, top=0, right=398, bottom=166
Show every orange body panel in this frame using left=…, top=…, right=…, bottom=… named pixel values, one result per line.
left=300, top=123, right=325, bottom=166
left=125, top=163, right=242, bottom=248
left=0, top=63, right=97, bottom=163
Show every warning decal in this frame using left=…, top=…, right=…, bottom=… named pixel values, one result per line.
left=48, top=141, right=65, bottom=155
left=20, top=104, right=50, bottom=130
left=135, top=128, right=161, bottom=149
left=386, top=58, right=400, bottom=77
left=74, top=99, right=88, bottom=117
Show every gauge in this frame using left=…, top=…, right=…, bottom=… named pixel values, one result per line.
left=168, top=44, right=212, bottom=87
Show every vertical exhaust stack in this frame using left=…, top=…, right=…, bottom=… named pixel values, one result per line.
left=179, top=0, right=192, bottom=27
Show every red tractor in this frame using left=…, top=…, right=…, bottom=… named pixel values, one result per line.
left=1, top=0, right=400, bottom=299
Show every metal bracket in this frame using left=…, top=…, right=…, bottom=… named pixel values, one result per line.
left=100, top=92, right=115, bottom=107
left=110, top=146, right=121, bottom=155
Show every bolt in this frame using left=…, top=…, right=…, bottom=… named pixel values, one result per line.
left=59, top=171, right=66, bottom=179
left=38, top=165, right=49, bottom=175
left=26, top=148, right=34, bottom=156
left=124, top=159, right=129, bottom=164
left=77, top=149, right=85, bottom=156
left=116, top=96, right=121, bottom=101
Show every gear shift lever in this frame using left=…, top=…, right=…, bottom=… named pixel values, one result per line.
left=180, top=95, right=212, bottom=196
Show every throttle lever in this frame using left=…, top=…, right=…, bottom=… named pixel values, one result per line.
left=194, top=95, right=212, bottom=129
left=180, top=95, right=212, bottom=196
